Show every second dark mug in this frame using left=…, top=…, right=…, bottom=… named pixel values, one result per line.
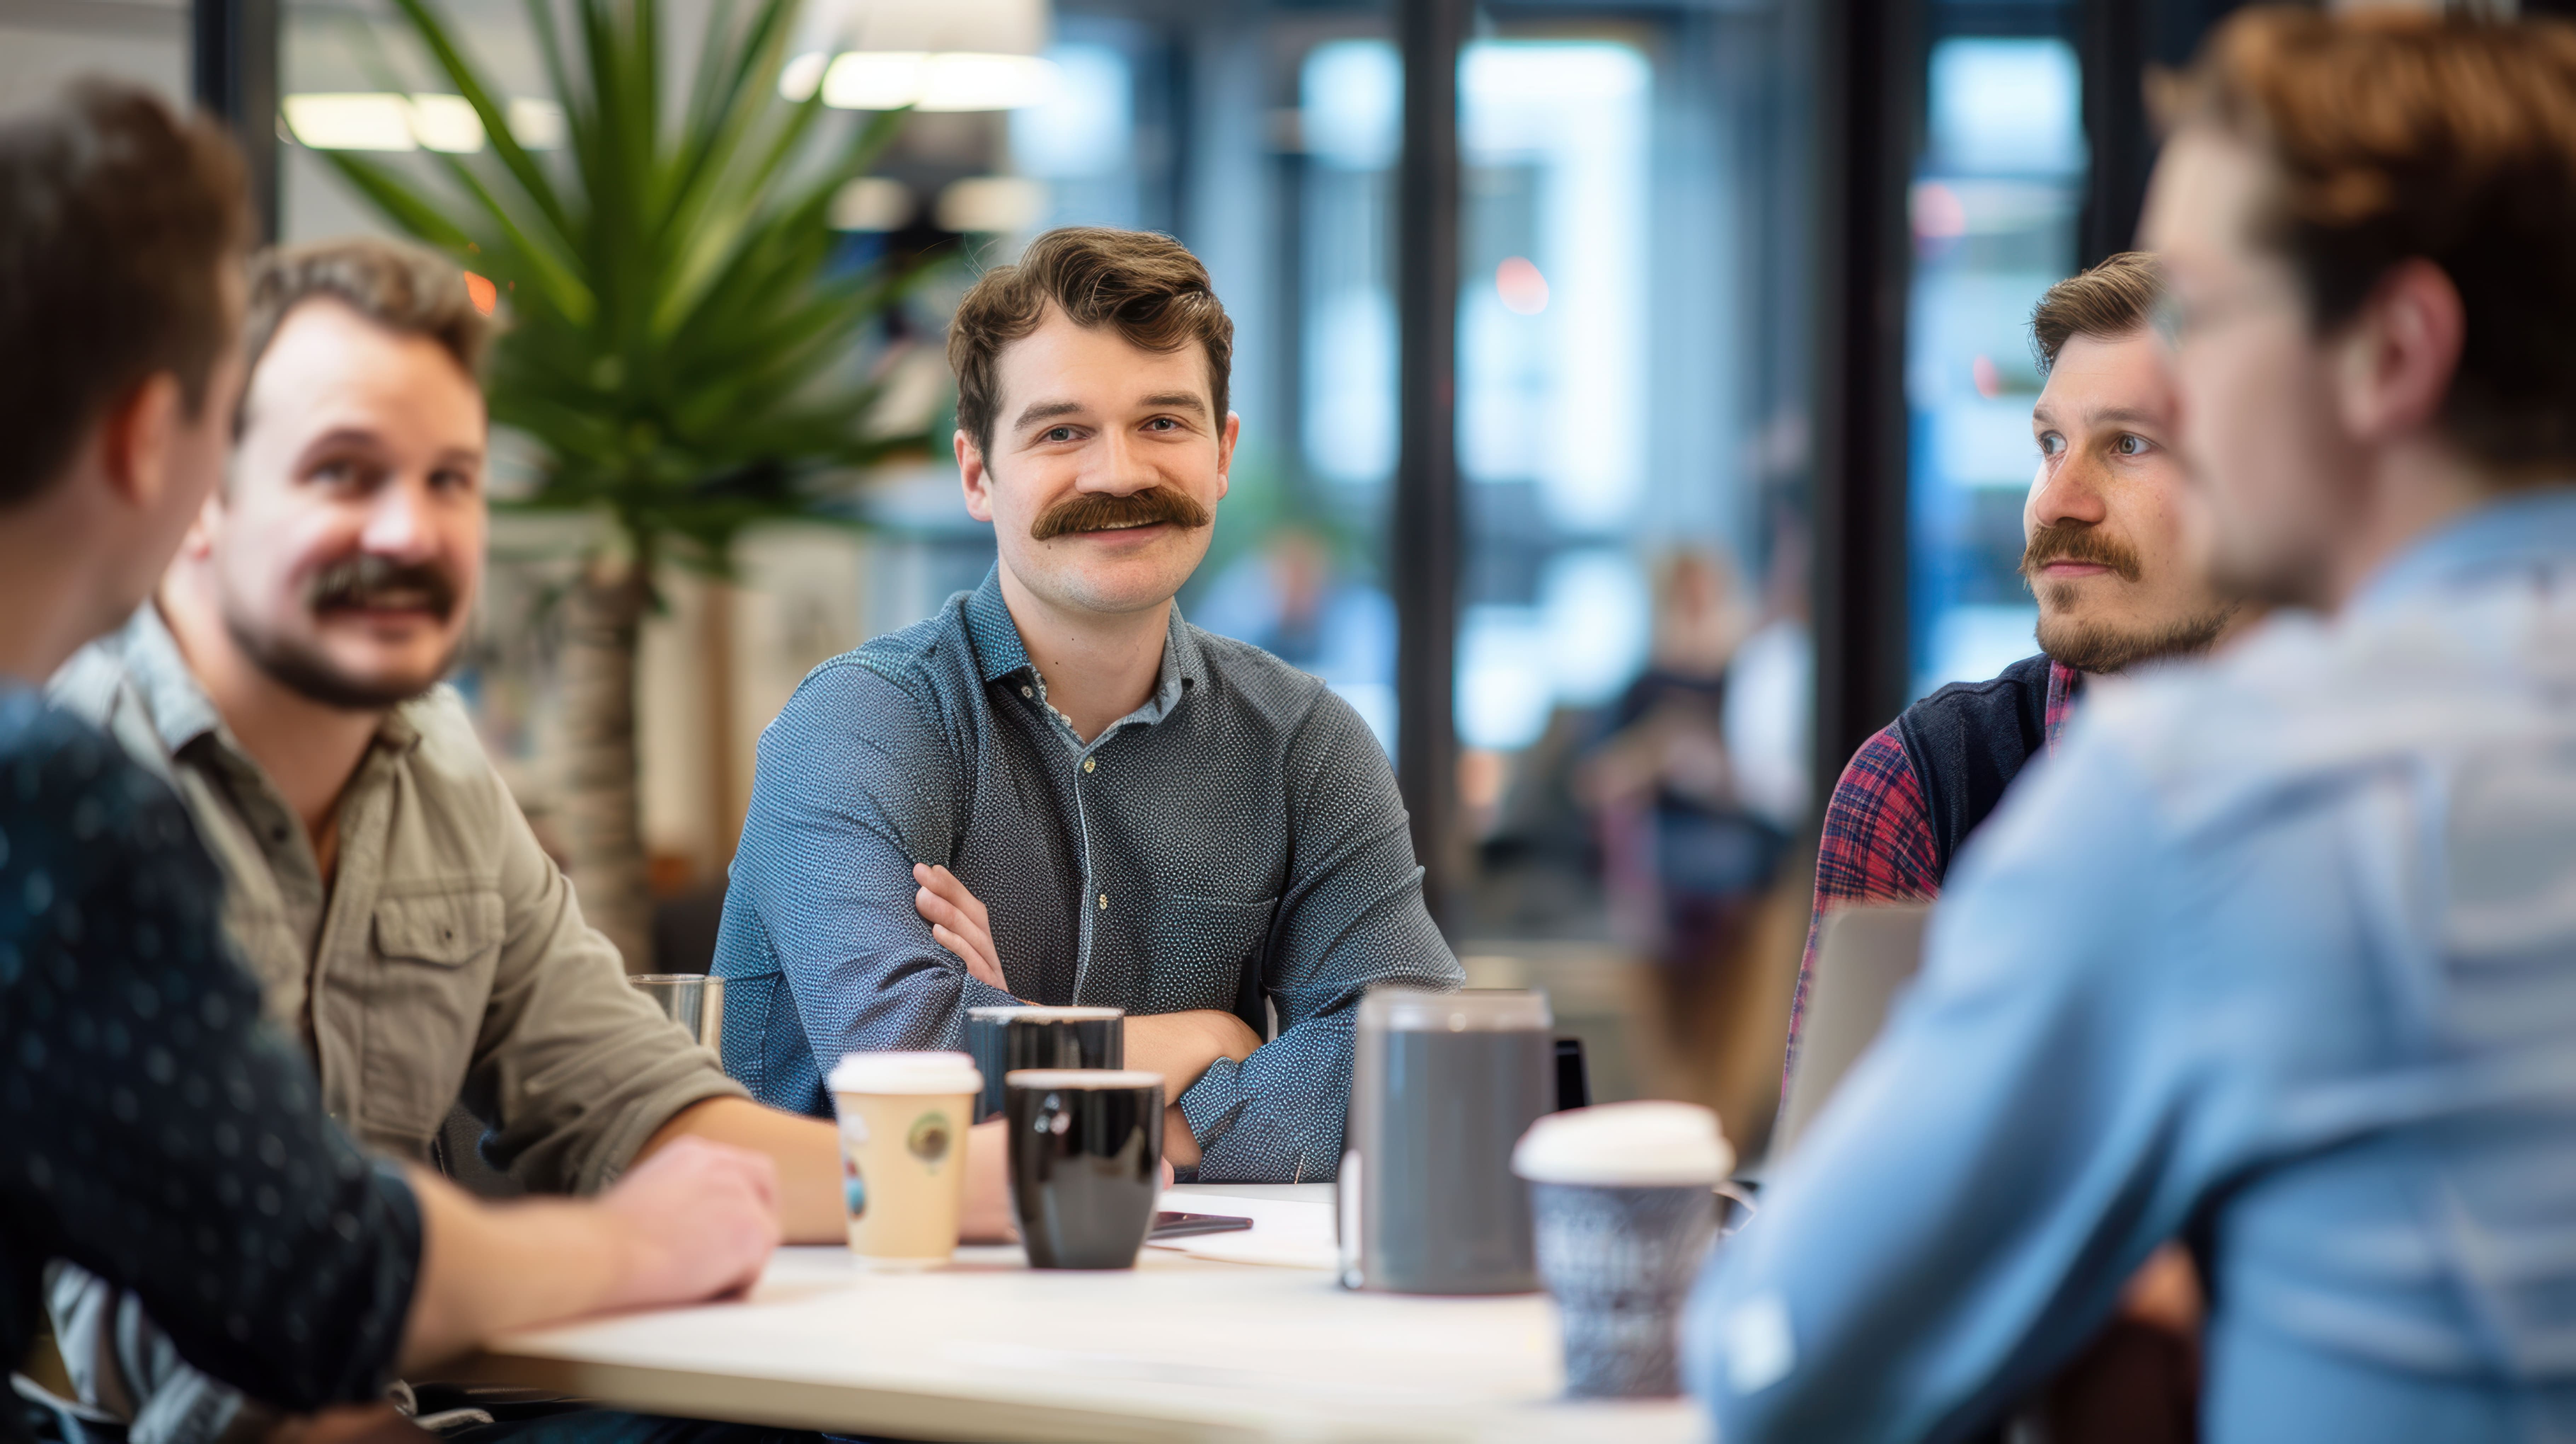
left=1005, top=1068, right=1164, bottom=1269
left=964, top=1005, right=1125, bottom=1122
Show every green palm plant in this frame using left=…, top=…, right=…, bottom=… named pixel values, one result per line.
left=318, top=0, right=928, bottom=967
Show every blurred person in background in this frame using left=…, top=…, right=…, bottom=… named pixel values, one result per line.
left=1189, top=525, right=1395, bottom=747
left=1694, top=11, right=2576, bottom=1440
left=715, top=228, right=1460, bottom=1182
left=0, top=79, right=780, bottom=1444
left=1580, top=551, right=1790, bottom=1015
left=46, top=235, right=984, bottom=1444
left=1786, top=251, right=2241, bottom=1077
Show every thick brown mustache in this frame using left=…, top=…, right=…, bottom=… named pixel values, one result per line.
left=2021, top=522, right=2143, bottom=585
left=1029, top=486, right=1212, bottom=543
left=306, top=553, right=461, bottom=620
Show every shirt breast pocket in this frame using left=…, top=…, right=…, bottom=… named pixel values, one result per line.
left=375, top=892, right=505, bottom=968
left=1149, top=894, right=1280, bottom=1028
left=365, top=890, right=505, bottom=1152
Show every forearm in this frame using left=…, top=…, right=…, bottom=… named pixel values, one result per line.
left=397, top=1169, right=629, bottom=1374
left=1124, top=1010, right=1259, bottom=1169
left=638, top=1095, right=1017, bottom=1244
left=637, top=1098, right=845, bottom=1243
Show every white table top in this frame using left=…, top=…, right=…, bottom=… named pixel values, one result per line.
left=458, top=1184, right=1708, bottom=1443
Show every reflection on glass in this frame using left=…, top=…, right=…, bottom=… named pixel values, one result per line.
left=1907, top=35, right=2087, bottom=696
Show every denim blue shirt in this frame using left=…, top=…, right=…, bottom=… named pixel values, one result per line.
left=1691, top=489, right=2576, bottom=1442
left=712, top=568, right=1459, bottom=1182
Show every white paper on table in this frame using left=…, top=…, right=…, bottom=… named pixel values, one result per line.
left=1146, top=1188, right=1339, bottom=1269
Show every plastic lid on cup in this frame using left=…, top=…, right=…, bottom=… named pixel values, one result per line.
left=827, top=1050, right=983, bottom=1096
left=1512, top=1101, right=1735, bottom=1187
left=1004, top=1068, right=1165, bottom=1090
left=1359, top=986, right=1553, bottom=1033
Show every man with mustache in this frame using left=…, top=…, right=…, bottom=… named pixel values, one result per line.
left=47, top=236, right=1007, bottom=1443
left=1787, top=252, right=2239, bottom=1072
left=714, top=227, right=1460, bottom=1179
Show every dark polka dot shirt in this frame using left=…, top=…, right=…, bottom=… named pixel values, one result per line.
left=0, top=686, right=419, bottom=1439
left=712, top=568, right=1462, bottom=1184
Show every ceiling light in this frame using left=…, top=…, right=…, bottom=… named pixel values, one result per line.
left=507, top=98, right=567, bottom=150
left=283, top=93, right=567, bottom=152
left=283, top=93, right=418, bottom=152
left=779, top=51, right=830, bottom=103
left=935, top=176, right=1045, bottom=234
left=406, top=93, right=485, bottom=153
left=830, top=177, right=914, bottom=232
left=816, top=51, right=1058, bottom=111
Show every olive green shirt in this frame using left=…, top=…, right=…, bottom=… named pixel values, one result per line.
left=50, top=605, right=745, bottom=1191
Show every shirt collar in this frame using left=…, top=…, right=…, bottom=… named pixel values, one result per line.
left=960, top=563, right=1204, bottom=723
left=112, top=602, right=422, bottom=760
left=116, top=603, right=226, bottom=755
left=2350, top=485, right=2576, bottom=618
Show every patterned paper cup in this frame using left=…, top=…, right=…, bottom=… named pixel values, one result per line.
left=1513, top=1102, right=1737, bottom=1398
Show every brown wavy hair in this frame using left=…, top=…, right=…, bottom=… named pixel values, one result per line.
left=2156, top=7, right=2576, bottom=477
left=946, top=227, right=1233, bottom=456
left=0, top=80, right=248, bottom=508
left=240, top=236, right=489, bottom=432
left=2031, top=252, right=2162, bottom=374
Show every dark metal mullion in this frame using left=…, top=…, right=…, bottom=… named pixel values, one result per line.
left=1393, top=0, right=1468, bottom=928
left=2080, top=0, right=2153, bottom=268
left=191, top=0, right=280, bottom=242
left=1809, top=0, right=1921, bottom=816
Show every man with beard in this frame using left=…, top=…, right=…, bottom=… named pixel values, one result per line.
left=47, top=236, right=1008, bottom=1443
left=714, top=228, right=1460, bottom=1180
left=1787, top=252, right=2239, bottom=1072
left=1694, top=10, right=2576, bottom=1439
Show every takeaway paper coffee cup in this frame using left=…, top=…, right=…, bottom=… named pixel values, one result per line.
left=828, top=1051, right=982, bottom=1269
left=1513, top=1102, right=1736, bottom=1398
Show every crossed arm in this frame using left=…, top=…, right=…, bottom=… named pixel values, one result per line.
left=912, top=861, right=1261, bottom=1168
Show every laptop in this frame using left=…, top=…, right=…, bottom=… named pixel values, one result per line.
left=1772, top=903, right=1932, bottom=1157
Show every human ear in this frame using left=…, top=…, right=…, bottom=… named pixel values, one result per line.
left=1214, top=412, right=1240, bottom=502
left=2336, top=258, right=2464, bottom=446
left=97, top=374, right=183, bottom=514
left=956, top=429, right=997, bottom=524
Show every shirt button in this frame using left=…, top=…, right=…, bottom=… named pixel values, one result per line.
left=1082, top=757, right=1096, bottom=774
left=1097, top=893, right=1109, bottom=910
left=1021, top=686, right=1033, bottom=698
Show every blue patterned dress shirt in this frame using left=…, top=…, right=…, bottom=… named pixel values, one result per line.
left=1690, top=488, right=2576, bottom=1441
left=712, top=568, right=1460, bottom=1182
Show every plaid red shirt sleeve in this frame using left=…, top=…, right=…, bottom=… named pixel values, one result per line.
left=1783, top=723, right=1940, bottom=1082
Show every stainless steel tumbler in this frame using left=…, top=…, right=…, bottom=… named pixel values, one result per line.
left=1338, top=987, right=1554, bottom=1294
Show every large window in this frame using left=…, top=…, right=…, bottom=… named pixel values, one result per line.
left=1904, top=23, right=2088, bottom=695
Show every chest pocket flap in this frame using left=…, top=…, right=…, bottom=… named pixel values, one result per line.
left=375, top=891, right=505, bottom=967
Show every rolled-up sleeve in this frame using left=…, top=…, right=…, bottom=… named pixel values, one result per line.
left=1178, top=689, right=1461, bottom=1182
left=462, top=786, right=746, bottom=1194
left=731, top=661, right=1021, bottom=1066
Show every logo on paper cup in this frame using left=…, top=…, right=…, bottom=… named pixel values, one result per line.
left=908, top=1112, right=952, bottom=1164
left=843, top=1157, right=866, bottom=1219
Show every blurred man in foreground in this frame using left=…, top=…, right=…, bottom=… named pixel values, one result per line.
left=47, top=236, right=1000, bottom=1443
left=0, top=78, right=778, bottom=1444
left=716, top=228, right=1460, bottom=1180
left=1788, top=252, right=2238, bottom=1074
left=1693, top=10, right=2576, bottom=1439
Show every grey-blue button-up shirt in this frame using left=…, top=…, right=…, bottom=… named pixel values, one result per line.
left=712, top=567, right=1460, bottom=1182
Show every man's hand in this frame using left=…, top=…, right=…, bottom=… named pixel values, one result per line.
left=1125, top=1010, right=1261, bottom=1169
left=915, top=863, right=1009, bottom=991
left=595, top=1136, right=781, bottom=1310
